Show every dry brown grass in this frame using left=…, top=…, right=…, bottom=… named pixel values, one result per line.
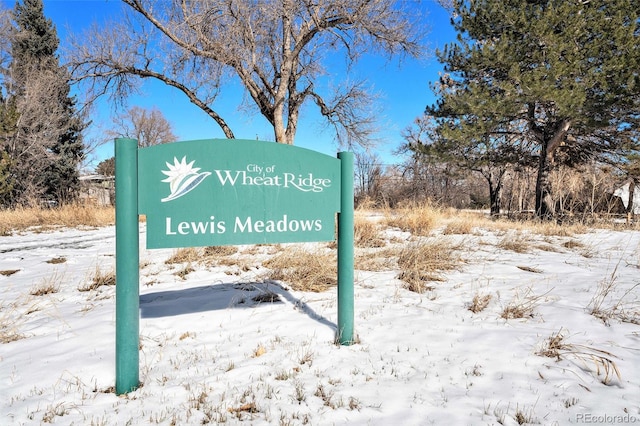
left=354, top=253, right=396, bottom=271
left=203, top=245, right=238, bottom=257
left=562, top=239, right=584, bottom=249
left=395, top=238, right=462, bottom=293
left=1, top=307, right=24, bottom=343
left=29, top=270, right=64, bottom=296
left=442, top=210, right=486, bottom=234
left=175, top=264, right=196, bottom=280
left=379, top=203, right=592, bottom=242
left=165, top=248, right=201, bottom=264
left=1, top=326, right=23, bottom=343
left=501, top=304, right=534, bottom=319
left=29, top=282, right=60, bottom=296
left=537, top=245, right=562, bottom=253
left=453, top=212, right=589, bottom=237
left=535, top=221, right=587, bottom=237
left=0, top=204, right=115, bottom=234
left=561, top=238, right=597, bottom=258
left=202, top=245, right=240, bottom=268
left=262, top=247, right=336, bottom=292
left=443, top=219, right=475, bottom=235
left=354, top=215, right=385, bottom=248
left=163, top=246, right=243, bottom=272
left=79, top=266, right=116, bottom=292
left=497, top=232, right=531, bottom=253
left=92, top=267, right=116, bottom=287
left=384, top=202, right=442, bottom=236
left=252, top=344, right=267, bottom=358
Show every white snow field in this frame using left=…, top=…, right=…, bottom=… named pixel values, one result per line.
left=1, top=216, right=639, bottom=425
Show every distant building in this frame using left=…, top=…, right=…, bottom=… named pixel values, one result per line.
left=79, top=175, right=114, bottom=206
left=613, top=182, right=640, bottom=215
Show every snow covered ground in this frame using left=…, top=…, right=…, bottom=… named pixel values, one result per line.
left=1, top=217, right=639, bottom=425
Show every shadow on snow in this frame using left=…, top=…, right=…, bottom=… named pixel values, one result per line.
left=139, top=280, right=336, bottom=332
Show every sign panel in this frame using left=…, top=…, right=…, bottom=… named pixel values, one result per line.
left=138, top=139, right=341, bottom=248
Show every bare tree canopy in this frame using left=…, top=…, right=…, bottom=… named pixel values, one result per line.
left=67, top=0, right=427, bottom=147
left=107, top=106, right=178, bottom=147
left=0, top=8, right=12, bottom=74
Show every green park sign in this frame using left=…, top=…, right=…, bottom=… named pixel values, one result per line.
left=138, top=139, right=341, bottom=248
left=114, top=138, right=354, bottom=395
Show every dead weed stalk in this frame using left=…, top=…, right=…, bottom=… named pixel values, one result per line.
left=79, top=266, right=115, bottom=292
left=588, top=265, right=640, bottom=325
left=537, top=328, right=621, bottom=385
left=30, top=270, right=65, bottom=296
left=468, top=293, right=493, bottom=313
left=0, top=303, right=24, bottom=343
left=501, top=287, right=552, bottom=319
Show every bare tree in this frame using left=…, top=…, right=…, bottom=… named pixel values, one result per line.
left=436, top=0, right=455, bottom=12
left=2, top=64, right=72, bottom=204
left=67, top=0, right=426, bottom=147
left=0, top=7, right=11, bottom=76
left=354, top=150, right=383, bottom=203
left=107, top=106, right=177, bottom=147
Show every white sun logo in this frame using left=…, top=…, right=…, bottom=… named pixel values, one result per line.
left=161, top=156, right=211, bottom=202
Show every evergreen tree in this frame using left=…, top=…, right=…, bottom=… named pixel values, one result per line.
left=2, top=0, right=85, bottom=206
left=0, top=150, right=15, bottom=205
left=96, top=157, right=115, bottom=177
left=421, top=0, right=640, bottom=218
left=12, top=0, right=57, bottom=61
left=0, top=93, right=18, bottom=205
left=41, top=82, right=86, bottom=204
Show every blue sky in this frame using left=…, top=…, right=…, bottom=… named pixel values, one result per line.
left=17, top=0, right=457, bottom=169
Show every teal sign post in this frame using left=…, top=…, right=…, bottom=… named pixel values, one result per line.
left=115, top=138, right=354, bottom=395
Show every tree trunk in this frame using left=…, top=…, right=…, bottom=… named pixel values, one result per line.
left=535, top=141, right=555, bottom=220
left=533, top=119, right=571, bottom=220
left=490, top=183, right=502, bottom=216
left=627, top=179, right=636, bottom=221
left=487, top=172, right=503, bottom=217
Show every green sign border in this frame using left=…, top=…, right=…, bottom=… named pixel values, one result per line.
left=114, top=138, right=354, bottom=395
